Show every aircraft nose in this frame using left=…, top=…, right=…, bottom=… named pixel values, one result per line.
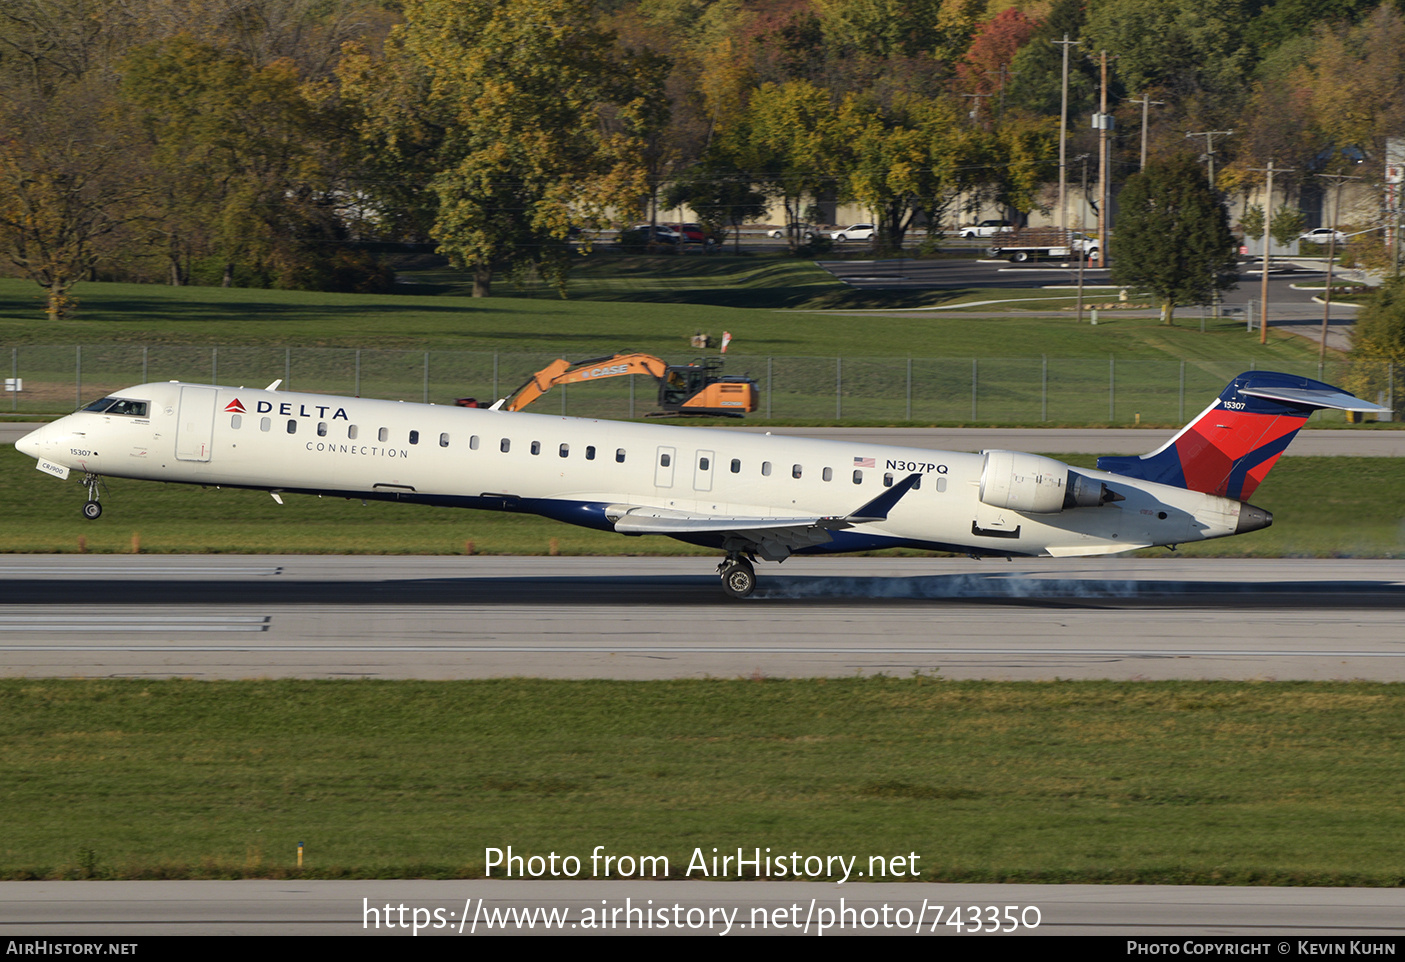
left=15, top=423, right=46, bottom=459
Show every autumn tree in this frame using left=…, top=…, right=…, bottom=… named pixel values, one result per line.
left=957, top=8, right=1039, bottom=103
left=341, top=0, right=654, bottom=297
left=0, top=82, right=146, bottom=318
left=726, top=80, right=838, bottom=248
left=120, top=36, right=347, bottom=287
left=1110, top=155, right=1239, bottom=325
left=1346, top=275, right=1405, bottom=418
left=834, top=92, right=975, bottom=249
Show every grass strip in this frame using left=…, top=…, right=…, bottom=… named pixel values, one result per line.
left=4, top=677, right=1405, bottom=884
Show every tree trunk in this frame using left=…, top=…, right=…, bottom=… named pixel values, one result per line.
left=473, top=261, right=492, bottom=298
left=1162, top=300, right=1176, bottom=325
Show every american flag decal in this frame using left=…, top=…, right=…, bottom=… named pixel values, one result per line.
left=854, top=457, right=875, bottom=468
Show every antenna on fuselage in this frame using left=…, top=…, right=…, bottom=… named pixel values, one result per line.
left=265, top=379, right=282, bottom=392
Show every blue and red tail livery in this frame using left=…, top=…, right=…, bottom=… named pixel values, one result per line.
left=1097, top=371, right=1379, bottom=501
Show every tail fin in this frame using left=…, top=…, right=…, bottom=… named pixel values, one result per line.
left=1096, top=371, right=1386, bottom=500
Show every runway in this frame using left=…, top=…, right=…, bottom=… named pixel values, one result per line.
left=3, top=555, right=1404, bottom=681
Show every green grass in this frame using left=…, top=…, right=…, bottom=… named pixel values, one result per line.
left=4, top=446, right=1402, bottom=557
left=5, top=677, right=1405, bottom=883
left=0, top=266, right=1343, bottom=369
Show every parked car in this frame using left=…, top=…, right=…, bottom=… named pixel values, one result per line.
left=618, top=224, right=681, bottom=248
left=668, top=223, right=708, bottom=244
left=766, top=225, right=819, bottom=241
left=958, top=219, right=1014, bottom=239
left=1298, top=227, right=1348, bottom=246
left=830, top=224, right=876, bottom=242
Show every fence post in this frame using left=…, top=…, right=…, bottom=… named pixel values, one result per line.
left=142, top=346, right=148, bottom=383
left=971, top=358, right=977, bottom=421
left=1179, top=360, right=1185, bottom=423
left=836, top=357, right=842, bottom=420
left=1041, top=355, right=1048, bottom=422
left=285, top=347, right=291, bottom=390
left=424, top=351, right=430, bottom=403
left=10, top=347, right=16, bottom=412
left=76, top=346, right=81, bottom=409
left=493, top=353, right=499, bottom=402
left=906, top=357, right=912, bottom=421
left=355, top=349, right=361, bottom=396
left=767, top=357, right=773, bottom=419
left=629, top=374, right=635, bottom=419
left=1108, top=356, right=1114, bottom=423
left=212, top=346, right=218, bottom=385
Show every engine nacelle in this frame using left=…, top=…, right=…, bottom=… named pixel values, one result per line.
left=979, top=451, right=1122, bottom=514
left=979, top=451, right=1068, bottom=513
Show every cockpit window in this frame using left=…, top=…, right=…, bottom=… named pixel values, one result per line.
left=83, top=397, right=148, bottom=417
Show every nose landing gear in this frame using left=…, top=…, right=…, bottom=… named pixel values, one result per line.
left=81, top=473, right=104, bottom=520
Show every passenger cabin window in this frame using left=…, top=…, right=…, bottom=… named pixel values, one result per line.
left=440, top=433, right=450, bottom=447
left=761, top=461, right=772, bottom=476
left=317, top=422, right=327, bottom=437
left=884, top=473, right=894, bottom=487
left=286, top=419, right=297, bottom=434
left=853, top=470, right=863, bottom=484
left=792, top=464, right=802, bottom=479
left=699, top=456, right=709, bottom=471
left=616, top=448, right=626, bottom=463
left=348, top=425, right=359, bottom=440
left=260, top=417, right=271, bottom=432
left=659, top=452, right=671, bottom=467
left=586, top=446, right=596, bottom=461
left=469, top=435, right=480, bottom=450
left=230, top=414, right=242, bottom=429
left=378, top=427, right=389, bottom=442
left=530, top=441, right=541, bottom=455
left=730, top=459, right=741, bottom=474
left=409, top=430, right=419, bottom=445
left=822, top=467, right=833, bottom=482
left=500, top=438, right=511, bottom=453
left=559, top=443, right=570, bottom=458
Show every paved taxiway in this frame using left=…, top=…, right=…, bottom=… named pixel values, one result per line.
left=5, top=879, right=1405, bottom=936
left=3, top=555, right=1404, bottom=681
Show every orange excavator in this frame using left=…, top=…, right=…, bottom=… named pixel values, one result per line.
left=496, top=352, right=759, bottom=417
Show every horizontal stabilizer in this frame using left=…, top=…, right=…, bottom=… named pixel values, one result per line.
left=1239, top=386, right=1391, bottom=413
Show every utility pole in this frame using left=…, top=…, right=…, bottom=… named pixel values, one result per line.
left=1129, top=93, right=1164, bottom=171
left=1248, top=160, right=1295, bottom=345
left=1052, top=34, right=1081, bottom=232
left=1317, top=173, right=1361, bottom=367
left=1097, top=50, right=1110, bottom=269
left=1185, top=129, right=1234, bottom=189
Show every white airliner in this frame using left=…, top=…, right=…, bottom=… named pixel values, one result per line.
left=14, top=371, right=1386, bottom=597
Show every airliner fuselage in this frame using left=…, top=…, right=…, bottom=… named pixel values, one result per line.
left=17, top=376, right=1305, bottom=597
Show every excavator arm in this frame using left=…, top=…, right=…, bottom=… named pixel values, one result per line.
left=501, top=353, right=672, bottom=412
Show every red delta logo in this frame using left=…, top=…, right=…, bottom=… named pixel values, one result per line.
left=225, top=399, right=246, bottom=413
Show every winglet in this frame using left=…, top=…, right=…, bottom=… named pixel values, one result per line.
left=841, top=472, right=923, bottom=523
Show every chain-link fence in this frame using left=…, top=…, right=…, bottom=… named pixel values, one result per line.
left=3, top=345, right=1396, bottom=425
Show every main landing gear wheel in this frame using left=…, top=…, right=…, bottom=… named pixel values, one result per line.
left=719, top=558, right=756, bottom=599
left=82, top=500, right=102, bottom=520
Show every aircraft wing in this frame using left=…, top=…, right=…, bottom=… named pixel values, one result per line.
left=607, top=473, right=922, bottom=559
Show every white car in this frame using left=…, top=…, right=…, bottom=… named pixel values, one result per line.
left=830, top=224, right=876, bottom=242
left=958, top=219, right=1014, bottom=239
left=1298, top=227, right=1348, bottom=246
